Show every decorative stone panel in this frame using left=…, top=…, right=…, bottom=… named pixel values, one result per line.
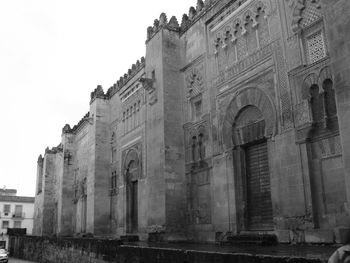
left=186, top=64, right=204, bottom=98
left=121, top=143, right=143, bottom=184
left=222, top=87, right=277, bottom=150
left=211, top=1, right=270, bottom=74
left=306, top=31, right=326, bottom=64
left=287, top=0, right=323, bottom=33
left=294, top=100, right=313, bottom=128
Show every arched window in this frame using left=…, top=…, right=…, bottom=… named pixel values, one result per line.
left=111, top=132, right=117, bottom=163
left=198, top=133, right=205, bottom=161
left=323, top=79, right=337, bottom=119
left=191, top=136, right=197, bottom=162
left=310, top=84, right=323, bottom=123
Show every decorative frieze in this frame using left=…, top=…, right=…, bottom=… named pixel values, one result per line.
left=106, top=57, right=145, bottom=99
left=212, top=1, right=270, bottom=74
left=213, top=40, right=277, bottom=87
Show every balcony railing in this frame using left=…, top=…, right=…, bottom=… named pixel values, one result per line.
left=12, top=212, right=25, bottom=219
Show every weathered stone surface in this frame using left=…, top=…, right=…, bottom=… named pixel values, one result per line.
left=33, top=0, right=350, bottom=245
left=9, top=236, right=336, bottom=263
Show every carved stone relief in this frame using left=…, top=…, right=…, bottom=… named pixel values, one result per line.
left=222, top=87, right=277, bottom=150
left=186, top=65, right=204, bottom=98
left=121, top=143, right=143, bottom=185
left=294, top=99, right=312, bottom=128
left=285, top=0, right=322, bottom=33
left=213, top=1, right=270, bottom=73
left=184, top=119, right=210, bottom=168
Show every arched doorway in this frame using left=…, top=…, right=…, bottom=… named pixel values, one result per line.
left=233, top=105, right=273, bottom=230
left=123, top=149, right=141, bottom=234
left=126, top=160, right=138, bottom=233
left=222, top=87, right=277, bottom=231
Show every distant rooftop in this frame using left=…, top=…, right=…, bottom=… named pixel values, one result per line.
left=0, top=188, right=17, bottom=196
left=0, top=195, right=34, bottom=203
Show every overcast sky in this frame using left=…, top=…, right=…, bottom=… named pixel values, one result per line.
left=0, top=0, right=195, bottom=196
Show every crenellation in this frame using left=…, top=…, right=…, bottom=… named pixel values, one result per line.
left=189, top=6, right=197, bottom=20
left=90, top=85, right=107, bottom=104
left=181, top=14, right=190, bottom=31
left=168, top=16, right=180, bottom=30
left=196, top=0, right=205, bottom=12
left=107, top=57, right=146, bottom=99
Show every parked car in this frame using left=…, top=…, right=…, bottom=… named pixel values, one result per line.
left=0, top=249, right=8, bottom=263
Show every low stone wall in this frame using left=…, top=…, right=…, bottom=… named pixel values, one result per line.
left=9, top=235, right=329, bottom=263
left=9, top=236, right=121, bottom=263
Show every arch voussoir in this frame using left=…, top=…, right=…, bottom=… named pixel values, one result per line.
left=222, top=87, right=277, bottom=150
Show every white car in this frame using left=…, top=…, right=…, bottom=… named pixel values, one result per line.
left=0, top=249, right=8, bottom=263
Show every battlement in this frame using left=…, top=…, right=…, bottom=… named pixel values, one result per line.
left=45, top=145, right=63, bottom=155
left=62, top=112, right=91, bottom=135
left=90, top=85, right=108, bottom=104
left=146, top=13, right=180, bottom=42
left=106, top=57, right=145, bottom=99
left=146, top=0, right=222, bottom=42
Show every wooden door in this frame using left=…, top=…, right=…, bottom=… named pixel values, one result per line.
left=245, top=141, right=273, bottom=230
left=130, top=181, right=138, bottom=233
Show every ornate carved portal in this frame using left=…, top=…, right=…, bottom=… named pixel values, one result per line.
left=233, top=106, right=273, bottom=231
left=222, top=88, right=277, bottom=231
left=123, top=148, right=142, bottom=233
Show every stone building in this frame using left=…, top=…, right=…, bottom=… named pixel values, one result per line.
left=0, top=189, right=35, bottom=249
left=33, top=0, right=350, bottom=244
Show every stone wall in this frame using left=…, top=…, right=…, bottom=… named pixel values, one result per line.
left=9, top=236, right=329, bottom=263
left=33, top=0, right=350, bottom=245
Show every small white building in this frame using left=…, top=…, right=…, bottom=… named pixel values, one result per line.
left=0, top=188, right=34, bottom=249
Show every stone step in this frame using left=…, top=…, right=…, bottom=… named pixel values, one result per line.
left=224, top=233, right=278, bottom=245
left=120, top=235, right=139, bottom=242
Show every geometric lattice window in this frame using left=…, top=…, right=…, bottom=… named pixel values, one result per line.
left=299, top=0, right=322, bottom=29
left=306, top=31, right=326, bottom=64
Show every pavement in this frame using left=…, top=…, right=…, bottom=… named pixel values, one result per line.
left=124, top=242, right=340, bottom=261
left=9, top=258, right=37, bottom=263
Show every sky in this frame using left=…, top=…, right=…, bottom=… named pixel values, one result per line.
left=0, top=0, right=195, bottom=196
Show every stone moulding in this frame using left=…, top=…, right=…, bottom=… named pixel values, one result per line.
left=121, top=143, right=143, bottom=183
left=213, top=40, right=278, bottom=88
left=221, top=86, right=277, bottom=150
left=209, top=0, right=265, bottom=33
